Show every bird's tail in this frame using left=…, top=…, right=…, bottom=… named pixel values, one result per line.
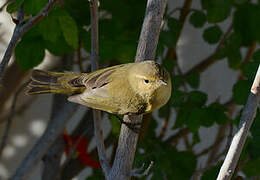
left=26, top=70, right=86, bottom=95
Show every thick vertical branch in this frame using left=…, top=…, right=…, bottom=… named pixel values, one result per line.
left=135, top=0, right=166, bottom=61
left=89, top=0, right=111, bottom=177
left=108, top=0, right=166, bottom=179
left=217, top=65, right=260, bottom=180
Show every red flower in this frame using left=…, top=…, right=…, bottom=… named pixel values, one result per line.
left=63, top=131, right=100, bottom=168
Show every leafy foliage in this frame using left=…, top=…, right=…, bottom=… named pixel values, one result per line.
left=201, top=0, right=231, bottom=23
left=8, top=0, right=260, bottom=179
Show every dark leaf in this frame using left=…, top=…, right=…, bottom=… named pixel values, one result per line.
left=234, top=3, right=260, bottom=45
left=233, top=80, right=252, bottom=105
left=6, top=0, right=24, bottom=13
left=242, top=62, right=259, bottom=81
left=58, top=10, right=79, bottom=49
left=201, top=0, right=231, bottom=23
left=186, top=72, right=200, bottom=88
left=189, top=11, right=207, bottom=28
left=201, top=163, right=222, bottom=180
left=24, top=0, right=48, bottom=15
left=203, top=25, right=223, bottom=44
left=15, top=36, right=45, bottom=71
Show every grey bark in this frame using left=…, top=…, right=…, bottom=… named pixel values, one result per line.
left=108, top=0, right=166, bottom=179
left=217, top=65, right=260, bottom=180
left=89, top=0, right=111, bottom=177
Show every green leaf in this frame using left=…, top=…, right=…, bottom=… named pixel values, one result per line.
left=247, top=111, right=260, bottom=158
left=234, top=3, right=260, bottom=45
left=163, top=17, right=182, bottom=47
left=87, top=168, right=104, bottom=179
left=201, top=0, right=231, bottom=23
left=186, top=108, right=205, bottom=132
left=186, top=72, right=200, bottom=88
left=242, top=62, right=259, bottom=80
left=6, top=0, right=24, bottom=13
left=205, top=103, right=228, bottom=125
left=45, top=34, right=73, bottom=55
left=242, top=157, right=260, bottom=177
left=187, top=91, right=208, bottom=107
left=158, top=104, right=170, bottom=118
left=38, top=13, right=61, bottom=43
left=233, top=80, right=252, bottom=105
left=170, top=90, right=187, bottom=107
left=58, top=10, right=79, bottom=49
left=24, top=0, right=48, bottom=15
left=109, top=115, right=120, bottom=136
left=252, top=49, right=260, bottom=62
left=227, top=48, right=242, bottom=69
left=63, top=0, right=90, bottom=26
left=136, top=144, right=196, bottom=180
left=215, top=33, right=242, bottom=60
left=203, top=25, right=223, bottom=44
left=201, top=163, right=222, bottom=180
left=15, top=36, right=45, bottom=71
left=189, top=11, right=207, bottom=28
left=172, top=75, right=183, bottom=89
left=162, top=59, right=174, bottom=73
left=232, top=0, right=247, bottom=5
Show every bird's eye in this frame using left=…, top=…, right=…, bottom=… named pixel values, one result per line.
left=144, top=79, right=150, bottom=84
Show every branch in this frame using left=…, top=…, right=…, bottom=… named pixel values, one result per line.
left=0, top=0, right=58, bottom=83
left=108, top=0, right=166, bottom=179
left=11, top=54, right=78, bottom=180
left=10, top=101, right=78, bottom=180
left=0, top=61, right=28, bottom=124
left=0, top=81, right=28, bottom=158
left=184, top=23, right=233, bottom=76
left=135, top=0, right=167, bottom=62
left=41, top=136, right=64, bottom=180
left=89, top=0, right=111, bottom=177
left=217, top=65, right=260, bottom=180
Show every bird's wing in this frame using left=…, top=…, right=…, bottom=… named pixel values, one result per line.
left=67, top=65, right=126, bottom=113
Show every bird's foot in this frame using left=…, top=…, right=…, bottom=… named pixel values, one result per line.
left=114, top=115, right=142, bottom=133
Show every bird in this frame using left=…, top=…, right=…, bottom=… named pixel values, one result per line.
left=26, top=61, right=172, bottom=129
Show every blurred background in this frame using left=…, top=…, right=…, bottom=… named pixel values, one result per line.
left=0, top=0, right=259, bottom=179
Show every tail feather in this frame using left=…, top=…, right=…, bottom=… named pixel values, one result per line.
left=26, top=70, right=86, bottom=95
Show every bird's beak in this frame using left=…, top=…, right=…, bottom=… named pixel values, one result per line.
left=159, top=79, right=167, bottom=86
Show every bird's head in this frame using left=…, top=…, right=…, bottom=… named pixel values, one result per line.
left=128, top=61, right=172, bottom=109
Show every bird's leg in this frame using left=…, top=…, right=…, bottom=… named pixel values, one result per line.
left=114, top=115, right=142, bottom=133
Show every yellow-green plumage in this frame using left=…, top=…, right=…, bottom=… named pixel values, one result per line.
left=26, top=61, right=172, bottom=115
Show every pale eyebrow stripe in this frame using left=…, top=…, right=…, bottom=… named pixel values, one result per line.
left=135, top=75, right=147, bottom=79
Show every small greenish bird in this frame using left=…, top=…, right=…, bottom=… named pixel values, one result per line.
left=26, top=61, right=172, bottom=116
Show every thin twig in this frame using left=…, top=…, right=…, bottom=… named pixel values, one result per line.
left=244, top=41, right=257, bottom=63
left=89, top=0, right=111, bottom=177
left=165, top=127, right=190, bottom=145
left=77, top=41, right=84, bottom=72
left=0, top=81, right=28, bottom=158
left=0, top=0, right=58, bottom=83
left=131, top=161, right=154, bottom=178
left=184, top=23, right=233, bottom=76
left=159, top=108, right=171, bottom=139
left=206, top=123, right=228, bottom=165
left=0, top=6, right=24, bottom=84
left=217, top=65, right=260, bottom=180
